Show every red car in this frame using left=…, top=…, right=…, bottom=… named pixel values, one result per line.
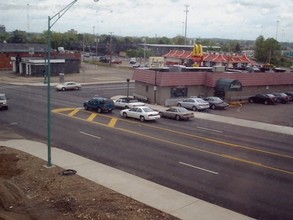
left=111, top=59, right=122, bottom=64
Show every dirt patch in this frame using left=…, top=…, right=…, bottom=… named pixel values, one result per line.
left=0, top=146, right=178, bottom=220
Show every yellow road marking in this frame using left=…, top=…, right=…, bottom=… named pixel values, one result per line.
left=68, top=108, right=80, bottom=117
left=87, top=113, right=97, bottom=122
left=121, top=119, right=293, bottom=159
left=108, top=118, right=118, bottom=127
left=223, top=154, right=262, bottom=166
left=52, top=108, right=75, bottom=113
left=52, top=108, right=293, bottom=175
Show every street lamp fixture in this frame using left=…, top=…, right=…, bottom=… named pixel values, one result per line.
left=46, top=0, right=100, bottom=167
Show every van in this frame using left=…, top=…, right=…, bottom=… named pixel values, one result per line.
left=83, top=97, right=114, bottom=113
left=0, top=93, right=8, bottom=110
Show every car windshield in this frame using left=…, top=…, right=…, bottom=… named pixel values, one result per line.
left=129, top=99, right=140, bottom=103
left=104, top=99, right=113, bottom=104
left=141, top=107, right=153, bottom=112
left=195, top=98, right=206, bottom=103
left=212, top=97, right=222, bottom=101
left=0, top=95, right=5, bottom=100
left=177, top=107, right=188, bottom=112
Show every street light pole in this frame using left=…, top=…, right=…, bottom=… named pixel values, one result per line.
left=46, top=0, right=99, bottom=167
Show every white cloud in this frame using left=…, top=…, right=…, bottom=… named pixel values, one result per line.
left=0, top=0, right=292, bottom=41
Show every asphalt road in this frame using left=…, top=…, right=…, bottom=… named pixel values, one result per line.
left=1, top=83, right=293, bottom=220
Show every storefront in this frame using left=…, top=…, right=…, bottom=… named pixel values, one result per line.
left=215, top=78, right=242, bottom=100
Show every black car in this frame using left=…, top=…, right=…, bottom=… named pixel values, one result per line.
left=99, top=56, right=110, bottom=63
left=285, top=92, right=293, bottom=101
left=203, top=96, right=229, bottom=110
left=84, top=97, right=114, bottom=113
left=248, top=94, right=277, bottom=105
left=273, top=93, right=289, bottom=104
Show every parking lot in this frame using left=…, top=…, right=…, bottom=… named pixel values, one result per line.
left=209, top=101, right=293, bottom=127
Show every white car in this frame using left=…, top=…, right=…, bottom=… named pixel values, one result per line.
left=114, top=97, right=145, bottom=109
left=177, top=98, right=210, bottom=111
left=55, top=81, right=81, bottom=91
left=120, top=106, right=160, bottom=121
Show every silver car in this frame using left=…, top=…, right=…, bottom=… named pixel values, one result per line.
left=159, top=107, right=194, bottom=120
left=177, top=98, right=210, bottom=111
left=114, top=97, right=145, bottom=109
left=55, top=81, right=81, bottom=91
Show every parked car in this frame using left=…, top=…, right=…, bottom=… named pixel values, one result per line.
left=273, top=93, right=290, bottom=104
left=84, top=97, right=114, bottom=113
left=159, top=107, right=194, bottom=121
left=177, top=98, right=210, bottom=111
left=55, top=81, right=81, bottom=91
left=120, top=106, right=160, bottom=122
left=111, top=59, right=122, bottom=64
left=203, top=96, right=229, bottom=110
left=99, top=56, right=110, bottom=63
left=130, top=58, right=137, bottom=64
left=0, top=93, right=8, bottom=110
left=248, top=94, right=277, bottom=105
left=285, top=92, right=293, bottom=101
left=114, top=97, right=145, bottom=109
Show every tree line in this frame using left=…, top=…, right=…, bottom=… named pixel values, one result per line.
left=0, top=29, right=292, bottom=67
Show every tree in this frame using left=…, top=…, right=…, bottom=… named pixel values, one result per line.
left=172, top=35, right=185, bottom=45
left=7, top=30, right=28, bottom=43
left=0, top=32, right=9, bottom=43
left=254, top=35, right=281, bottom=65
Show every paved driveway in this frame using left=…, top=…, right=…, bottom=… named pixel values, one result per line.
left=208, top=102, right=293, bottom=127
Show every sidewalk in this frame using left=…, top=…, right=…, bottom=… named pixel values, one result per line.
left=0, top=139, right=253, bottom=220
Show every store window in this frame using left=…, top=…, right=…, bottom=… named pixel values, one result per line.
left=170, top=87, right=188, bottom=98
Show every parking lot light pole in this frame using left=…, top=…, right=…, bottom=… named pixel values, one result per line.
left=46, top=0, right=99, bottom=167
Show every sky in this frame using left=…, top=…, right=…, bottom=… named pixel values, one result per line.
left=0, top=0, right=292, bottom=42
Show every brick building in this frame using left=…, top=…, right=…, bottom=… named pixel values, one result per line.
left=0, top=43, right=81, bottom=76
left=132, top=68, right=293, bottom=106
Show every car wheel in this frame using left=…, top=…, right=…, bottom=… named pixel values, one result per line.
left=192, top=106, right=197, bottom=111
left=140, top=116, right=145, bottom=122
left=177, top=103, right=182, bottom=107
left=159, top=112, right=164, bottom=118
left=175, top=115, right=180, bottom=121
left=264, top=100, right=268, bottom=105
left=84, top=105, right=89, bottom=110
left=125, top=105, right=129, bottom=109
left=97, top=108, right=102, bottom=113
left=249, top=99, right=253, bottom=103
left=122, top=112, right=127, bottom=118
left=61, top=87, right=66, bottom=91
left=75, top=86, right=79, bottom=90
left=211, top=104, right=216, bottom=110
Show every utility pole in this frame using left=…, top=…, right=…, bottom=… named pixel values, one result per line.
left=109, top=32, right=113, bottom=66
left=184, top=5, right=189, bottom=45
left=276, top=20, right=279, bottom=41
